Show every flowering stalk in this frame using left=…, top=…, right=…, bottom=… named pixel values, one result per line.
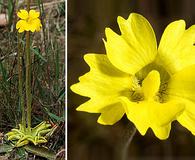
left=121, top=126, right=136, bottom=160
left=17, top=33, right=25, bottom=129
left=27, top=0, right=30, bottom=11
left=26, top=0, right=31, bottom=133
left=26, top=31, right=31, bottom=133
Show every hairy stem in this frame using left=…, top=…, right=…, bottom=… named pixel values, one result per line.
left=17, top=33, right=25, bottom=129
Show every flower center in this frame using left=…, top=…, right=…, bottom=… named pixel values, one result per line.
left=130, top=63, right=170, bottom=103
left=27, top=17, right=34, bottom=24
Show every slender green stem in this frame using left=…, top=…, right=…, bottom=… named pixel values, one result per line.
left=17, top=33, right=25, bottom=129
left=25, top=0, right=32, bottom=133
left=26, top=31, right=31, bottom=133
left=27, top=0, right=30, bottom=11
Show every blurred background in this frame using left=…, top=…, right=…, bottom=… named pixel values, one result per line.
left=68, top=0, right=195, bottom=160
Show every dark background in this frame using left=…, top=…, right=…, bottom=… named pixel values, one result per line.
left=68, top=0, right=195, bottom=160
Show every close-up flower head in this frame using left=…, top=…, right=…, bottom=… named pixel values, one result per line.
left=16, top=9, right=42, bottom=33
left=71, top=13, right=195, bottom=140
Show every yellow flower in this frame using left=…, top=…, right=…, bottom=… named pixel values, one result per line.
left=16, top=9, right=42, bottom=33
left=71, top=13, right=195, bottom=140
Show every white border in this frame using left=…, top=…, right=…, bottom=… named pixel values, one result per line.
left=65, top=0, right=68, bottom=159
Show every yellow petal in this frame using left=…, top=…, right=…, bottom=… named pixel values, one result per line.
left=31, top=19, right=42, bottom=32
left=152, top=124, right=171, bottom=140
left=142, top=70, right=160, bottom=100
left=24, top=19, right=41, bottom=32
left=71, top=54, right=132, bottom=117
left=121, top=97, right=149, bottom=135
left=118, top=13, right=157, bottom=54
left=17, top=9, right=28, bottom=19
left=36, top=22, right=42, bottom=32
left=104, top=13, right=157, bottom=74
left=16, top=20, right=27, bottom=33
left=177, top=108, right=195, bottom=134
left=18, top=28, right=25, bottom=33
left=120, top=97, right=184, bottom=139
left=168, top=65, right=195, bottom=102
left=76, top=98, right=119, bottom=113
left=97, top=102, right=125, bottom=125
left=29, top=10, right=40, bottom=19
left=16, top=20, right=25, bottom=29
left=29, top=22, right=36, bottom=32
left=71, top=54, right=132, bottom=98
left=168, top=67, right=195, bottom=133
left=24, top=23, right=30, bottom=31
left=148, top=101, right=184, bottom=126
left=30, top=27, right=36, bottom=32
left=157, top=20, right=195, bottom=74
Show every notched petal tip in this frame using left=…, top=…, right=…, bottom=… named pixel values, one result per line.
left=105, top=27, right=116, bottom=39
left=70, top=84, right=78, bottom=93
left=152, top=125, right=171, bottom=140
left=17, top=9, right=28, bottom=19
left=83, top=53, right=103, bottom=62
left=128, top=12, right=148, bottom=23
left=18, top=28, right=25, bottom=33
left=83, top=53, right=92, bottom=62
left=173, top=19, right=186, bottom=27
left=97, top=117, right=114, bottom=125
left=75, top=106, right=82, bottom=111
left=97, top=103, right=125, bottom=125
left=29, top=9, right=40, bottom=19
left=117, top=16, right=126, bottom=25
